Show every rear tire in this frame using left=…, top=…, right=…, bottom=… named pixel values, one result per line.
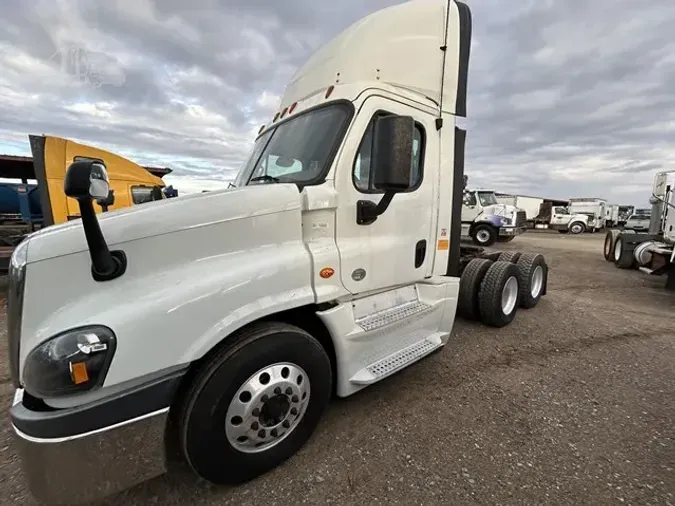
left=458, top=258, right=493, bottom=321
left=613, top=234, right=635, bottom=269
left=471, top=224, right=498, bottom=247
left=603, top=229, right=621, bottom=261
left=177, top=322, right=332, bottom=485
left=515, top=253, right=548, bottom=309
left=478, top=261, right=520, bottom=328
left=498, top=251, right=521, bottom=263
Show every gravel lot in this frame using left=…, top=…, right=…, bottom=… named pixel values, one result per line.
left=1, top=232, right=673, bottom=505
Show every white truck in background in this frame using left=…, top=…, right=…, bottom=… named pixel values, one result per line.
left=603, top=171, right=675, bottom=290
left=7, top=2, right=551, bottom=504
left=605, top=204, right=619, bottom=228
left=568, top=198, right=607, bottom=232
left=624, top=209, right=651, bottom=232
left=534, top=202, right=595, bottom=234
left=461, top=187, right=527, bottom=246
left=495, top=194, right=543, bottom=226
left=617, top=205, right=635, bottom=226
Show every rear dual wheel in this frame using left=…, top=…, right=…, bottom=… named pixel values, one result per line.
left=603, top=230, right=621, bottom=261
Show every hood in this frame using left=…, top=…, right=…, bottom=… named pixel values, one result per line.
left=24, top=184, right=303, bottom=263
left=482, top=203, right=516, bottom=218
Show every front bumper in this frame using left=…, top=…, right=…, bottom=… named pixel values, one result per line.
left=10, top=369, right=185, bottom=505
left=499, top=226, right=526, bottom=237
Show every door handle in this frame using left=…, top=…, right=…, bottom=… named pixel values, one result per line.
left=414, top=240, right=426, bottom=268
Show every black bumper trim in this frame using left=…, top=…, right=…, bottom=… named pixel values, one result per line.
left=11, top=368, right=187, bottom=439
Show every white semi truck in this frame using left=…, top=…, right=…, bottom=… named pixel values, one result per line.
left=603, top=171, right=675, bottom=290
left=461, top=187, right=527, bottom=246
left=7, top=2, right=550, bottom=504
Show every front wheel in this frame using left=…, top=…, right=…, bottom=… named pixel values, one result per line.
left=569, top=222, right=586, bottom=234
left=177, top=322, right=332, bottom=485
left=472, top=224, right=498, bottom=247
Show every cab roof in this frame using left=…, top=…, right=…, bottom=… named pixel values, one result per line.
left=280, top=0, right=471, bottom=116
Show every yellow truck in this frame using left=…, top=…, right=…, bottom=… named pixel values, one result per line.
left=0, top=135, right=177, bottom=270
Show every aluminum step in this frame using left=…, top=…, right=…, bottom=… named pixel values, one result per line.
left=349, top=333, right=445, bottom=385
left=639, top=266, right=655, bottom=275
left=354, top=300, right=431, bottom=332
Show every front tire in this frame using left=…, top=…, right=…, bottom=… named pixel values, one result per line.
left=471, top=224, right=498, bottom=247
left=178, top=322, right=332, bottom=485
left=569, top=221, right=586, bottom=234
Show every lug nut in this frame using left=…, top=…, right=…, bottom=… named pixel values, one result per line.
left=251, top=422, right=259, bottom=430
left=291, top=407, right=298, bottom=416
left=271, top=429, right=278, bottom=437
left=282, top=420, right=290, bottom=428
left=285, top=387, right=292, bottom=395
left=258, top=429, right=266, bottom=438
left=262, top=395, right=269, bottom=402
left=252, top=408, right=260, bottom=417
left=292, top=395, right=299, bottom=403
left=274, top=387, right=281, bottom=395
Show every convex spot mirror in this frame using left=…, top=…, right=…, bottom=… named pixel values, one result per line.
left=64, top=160, right=110, bottom=201
left=371, top=115, right=415, bottom=192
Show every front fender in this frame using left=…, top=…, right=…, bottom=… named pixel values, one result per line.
left=19, top=209, right=315, bottom=407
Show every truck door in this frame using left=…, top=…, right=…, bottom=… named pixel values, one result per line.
left=550, top=207, right=570, bottom=226
left=334, top=97, right=438, bottom=294
left=462, top=191, right=480, bottom=222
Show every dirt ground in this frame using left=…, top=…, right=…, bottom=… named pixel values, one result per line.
left=0, top=231, right=673, bottom=505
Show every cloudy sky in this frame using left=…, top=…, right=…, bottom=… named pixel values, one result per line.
left=0, top=0, right=673, bottom=204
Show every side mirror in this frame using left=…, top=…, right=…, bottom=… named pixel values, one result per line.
left=64, top=160, right=126, bottom=281
left=64, top=161, right=110, bottom=201
left=356, top=115, right=415, bottom=225
left=371, top=115, right=415, bottom=192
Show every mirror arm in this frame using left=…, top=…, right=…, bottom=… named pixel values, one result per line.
left=77, top=198, right=127, bottom=281
left=356, top=191, right=396, bottom=225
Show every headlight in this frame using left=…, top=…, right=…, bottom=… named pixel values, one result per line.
left=7, top=239, right=29, bottom=388
left=22, top=326, right=117, bottom=398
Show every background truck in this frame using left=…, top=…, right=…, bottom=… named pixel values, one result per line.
left=7, top=2, right=551, bottom=504
left=0, top=135, right=177, bottom=271
left=603, top=171, right=675, bottom=290
left=605, top=203, right=619, bottom=228
left=495, top=194, right=543, bottom=227
left=461, top=187, right=527, bottom=245
left=617, top=205, right=635, bottom=226
left=533, top=202, right=595, bottom=234
left=568, top=197, right=606, bottom=231
left=623, top=210, right=651, bottom=232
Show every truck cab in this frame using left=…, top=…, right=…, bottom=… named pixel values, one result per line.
left=6, top=2, right=549, bottom=504
left=568, top=198, right=607, bottom=232
left=461, top=188, right=526, bottom=246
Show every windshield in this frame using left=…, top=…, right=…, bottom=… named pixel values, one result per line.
left=234, top=103, right=353, bottom=187
left=477, top=192, right=498, bottom=206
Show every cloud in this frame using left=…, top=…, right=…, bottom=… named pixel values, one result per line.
left=0, top=0, right=673, bottom=203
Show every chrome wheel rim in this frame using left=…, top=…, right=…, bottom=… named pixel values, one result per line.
left=501, top=276, right=518, bottom=315
left=531, top=266, right=543, bottom=298
left=225, top=362, right=310, bottom=454
left=614, top=239, right=622, bottom=261
left=476, top=230, right=491, bottom=243
left=604, top=236, right=611, bottom=256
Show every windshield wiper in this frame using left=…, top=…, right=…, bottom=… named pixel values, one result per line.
left=250, top=175, right=280, bottom=183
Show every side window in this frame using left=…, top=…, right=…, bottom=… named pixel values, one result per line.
left=131, top=186, right=155, bottom=204
left=463, top=191, right=477, bottom=206
left=353, top=113, right=425, bottom=193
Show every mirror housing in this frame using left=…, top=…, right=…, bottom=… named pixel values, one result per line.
left=64, top=160, right=126, bottom=281
left=371, top=115, right=415, bottom=192
left=357, top=114, right=415, bottom=225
